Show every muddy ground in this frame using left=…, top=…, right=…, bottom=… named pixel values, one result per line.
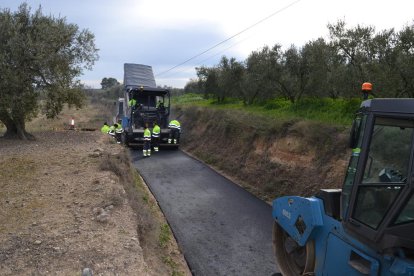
left=0, top=105, right=190, bottom=275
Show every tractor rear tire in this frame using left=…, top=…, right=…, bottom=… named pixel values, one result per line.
left=272, top=221, right=315, bottom=276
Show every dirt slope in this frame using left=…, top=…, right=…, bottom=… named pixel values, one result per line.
left=0, top=105, right=190, bottom=275
left=177, top=106, right=351, bottom=202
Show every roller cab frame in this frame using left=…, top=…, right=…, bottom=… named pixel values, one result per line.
left=342, top=99, right=414, bottom=254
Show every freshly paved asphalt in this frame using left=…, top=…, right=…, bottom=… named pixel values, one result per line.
left=130, top=149, right=279, bottom=276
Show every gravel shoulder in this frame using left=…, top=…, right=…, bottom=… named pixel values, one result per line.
left=0, top=130, right=190, bottom=275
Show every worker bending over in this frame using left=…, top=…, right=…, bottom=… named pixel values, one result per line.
left=101, top=122, right=110, bottom=133
left=168, top=119, right=181, bottom=144
left=108, top=123, right=123, bottom=144
left=114, top=123, right=123, bottom=144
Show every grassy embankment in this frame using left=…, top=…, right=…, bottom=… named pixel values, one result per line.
left=172, top=93, right=360, bottom=126
left=174, top=94, right=358, bottom=201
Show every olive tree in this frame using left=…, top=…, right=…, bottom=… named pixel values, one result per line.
left=244, top=45, right=282, bottom=104
left=216, top=56, right=245, bottom=103
left=196, top=66, right=220, bottom=99
left=100, top=77, right=119, bottom=90
left=0, top=4, right=98, bottom=139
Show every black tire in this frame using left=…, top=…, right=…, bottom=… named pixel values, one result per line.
left=272, top=221, right=315, bottom=276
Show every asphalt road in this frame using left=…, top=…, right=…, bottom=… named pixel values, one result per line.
left=131, top=149, right=279, bottom=276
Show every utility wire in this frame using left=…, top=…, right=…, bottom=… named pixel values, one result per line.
left=155, top=0, right=302, bottom=77
left=197, top=31, right=258, bottom=65
left=159, top=35, right=254, bottom=79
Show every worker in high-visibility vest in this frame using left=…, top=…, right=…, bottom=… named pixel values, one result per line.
left=101, top=122, right=110, bottom=133
left=108, top=123, right=121, bottom=141
left=143, top=123, right=151, bottom=157
left=157, top=100, right=165, bottom=110
left=152, top=122, right=161, bottom=152
left=168, top=119, right=181, bottom=144
left=128, top=98, right=137, bottom=108
left=108, top=124, right=116, bottom=136
left=115, top=123, right=123, bottom=144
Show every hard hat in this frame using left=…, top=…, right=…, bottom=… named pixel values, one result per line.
left=362, top=82, right=372, bottom=91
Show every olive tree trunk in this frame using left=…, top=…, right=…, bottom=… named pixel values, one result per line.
left=0, top=113, right=34, bottom=140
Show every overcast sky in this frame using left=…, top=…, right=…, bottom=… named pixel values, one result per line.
left=2, top=0, right=414, bottom=88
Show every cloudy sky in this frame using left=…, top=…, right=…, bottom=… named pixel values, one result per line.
left=2, top=0, right=414, bottom=88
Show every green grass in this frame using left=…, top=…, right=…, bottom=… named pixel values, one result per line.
left=159, top=223, right=172, bottom=248
left=172, top=93, right=211, bottom=106
left=162, top=256, right=185, bottom=276
left=173, top=94, right=361, bottom=126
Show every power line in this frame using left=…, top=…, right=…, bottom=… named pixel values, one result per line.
left=155, top=0, right=302, bottom=77
left=158, top=35, right=253, bottom=79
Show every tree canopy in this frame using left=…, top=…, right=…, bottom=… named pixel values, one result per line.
left=192, top=20, right=414, bottom=104
left=0, top=3, right=99, bottom=139
left=100, top=77, right=120, bottom=90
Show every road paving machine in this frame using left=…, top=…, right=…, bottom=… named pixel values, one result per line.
left=118, top=63, right=178, bottom=148
left=272, top=84, right=414, bottom=275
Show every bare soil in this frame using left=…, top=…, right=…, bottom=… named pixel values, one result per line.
left=0, top=106, right=190, bottom=275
